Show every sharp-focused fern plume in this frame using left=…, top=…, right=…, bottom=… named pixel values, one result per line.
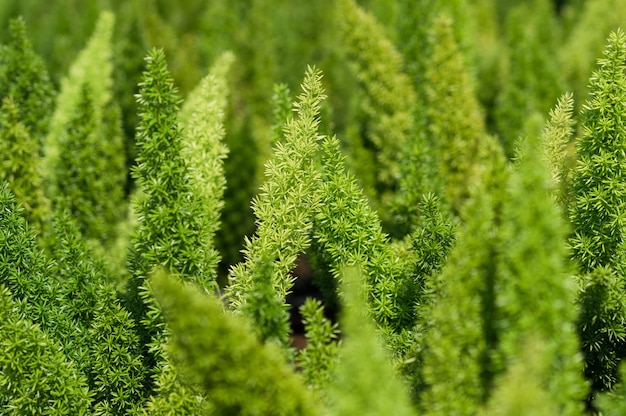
left=227, top=66, right=326, bottom=347
left=569, top=29, right=626, bottom=394
left=127, top=47, right=217, bottom=399
left=0, top=285, right=92, bottom=415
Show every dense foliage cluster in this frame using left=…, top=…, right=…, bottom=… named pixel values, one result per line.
left=3, top=0, right=626, bottom=414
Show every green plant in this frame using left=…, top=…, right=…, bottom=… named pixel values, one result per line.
left=541, top=92, right=576, bottom=207
left=297, top=298, right=340, bottom=392
left=423, top=14, right=487, bottom=215
left=45, top=11, right=126, bottom=248
left=127, top=47, right=217, bottom=398
left=0, top=285, right=92, bottom=415
left=494, top=0, right=564, bottom=156
left=496, top=132, right=587, bottom=414
left=328, top=266, right=414, bottom=416
left=178, top=51, right=234, bottom=284
left=227, top=66, right=325, bottom=347
left=0, top=17, right=53, bottom=233
left=6, top=4, right=626, bottom=415
left=337, top=0, right=417, bottom=223
left=569, top=29, right=626, bottom=393
left=151, top=270, right=317, bottom=416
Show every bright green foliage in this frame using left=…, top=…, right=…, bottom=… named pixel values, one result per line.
left=569, top=29, right=626, bottom=275
left=49, top=211, right=101, bottom=371
left=393, top=126, right=436, bottom=235
left=47, top=11, right=115, bottom=142
left=597, top=364, right=626, bottom=415
left=8, top=3, right=626, bottom=413
left=314, top=136, right=405, bottom=334
left=496, top=133, right=587, bottom=414
left=270, top=82, right=293, bottom=145
left=560, top=0, right=626, bottom=105
left=138, top=361, right=205, bottom=416
left=53, top=84, right=126, bottom=245
left=227, top=66, right=325, bottom=345
left=568, top=31, right=626, bottom=394
left=424, top=14, right=487, bottom=215
left=481, top=338, right=560, bottom=416
left=129, top=46, right=215, bottom=295
left=0, top=18, right=53, bottom=232
left=328, top=266, right=415, bottom=416
left=0, top=17, right=54, bottom=141
left=400, top=193, right=457, bottom=392
left=297, top=298, right=340, bottom=392
left=0, top=97, right=49, bottom=233
left=577, top=267, right=626, bottom=393
left=179, top=51, right=234, bottom=284
left=46, top=11, right=126, bottom=246
left=337, top=0, right=417, bottom=216
left=420, top=177, right=501, bottom=415
left=0, top=285, right=92, bottom=415
left=238, top=258, right=292, bottom=347
left=128, top=47, right=215, bottom=395
left=50, top=209, right=145, bottom=414
left=396, top=0, right=474, bottom=88
left=494, top=0, right=564, bottom=156
left=150, top=270, right=318, bottom=416
left=89, top=283, right=145, bottom=415
left=0, top=182, right=59, bottom=327
left=541, top=92, right=576, bottom=206
left=135, top=0, right=204, bottom=95
left=393, top=0, right=478, bottom=233
left=409, top=194, right=457, bottom=281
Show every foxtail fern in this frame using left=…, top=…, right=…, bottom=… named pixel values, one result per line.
left=569, top=30, right=626, bottom=393
left=424, top=14, right=487, bottom=215
left=328, top=266, right=414, bottom=416
left=128, top=47, right=215, bottom=397
left=0, top=285, right=92, bottom=415
left=45, top=11, right=126, bottom=246
left=541, top=92, right=576, bottom=206
left=0, top=17, right=54, bottom=141
left=0, top=18, right=53, bottom=233
left=314, top=136, right=411, bottom=349
left=0, top=182, right=59, bottom=328
left=494, top=0, right=564, bottom=156
left=89, top=283, right=145, bottom=415
left=151, top=271, right=318, bottom=416
left=297, top=298, right=340, bottom=393
left=337, top=0, right=417, bottom=223
left=420, top=138, right=508, bottom=415
left=496, top=133, right=587, bottom=414
left=179, top=51, right=234, bottom=283
left=227, top=66, right=325, bottom=346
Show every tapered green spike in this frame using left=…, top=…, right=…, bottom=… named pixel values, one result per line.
left=569, top=29, right=626, bottom=394
left=151, top=270, right=318, bottom=416
left=329, top=265, right=415, bottom=416
left=0, top=17, right=53, bottom=233
left=45, top=11, right=126, bottom=248
left=227, top=66, right=325, bottom=348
